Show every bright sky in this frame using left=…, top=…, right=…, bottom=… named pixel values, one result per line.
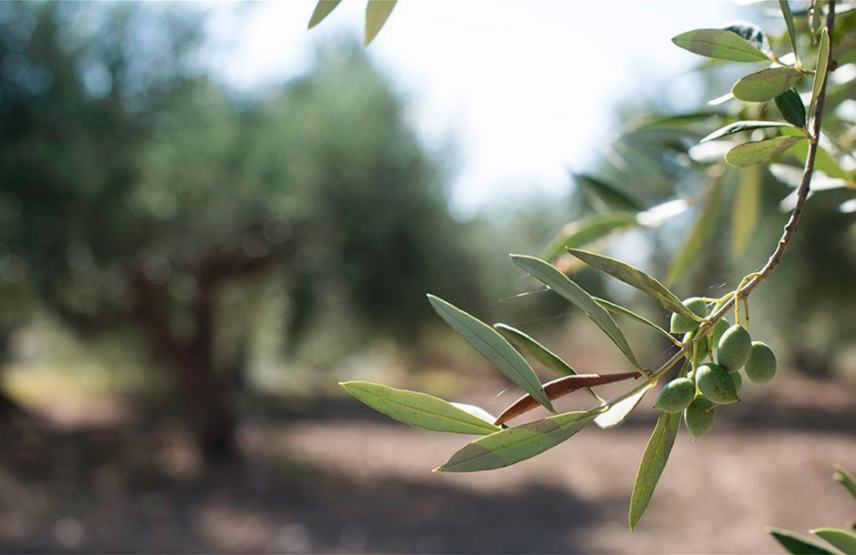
left=206, top=1, right=752, bottom=216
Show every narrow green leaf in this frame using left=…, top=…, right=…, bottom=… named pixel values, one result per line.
left=494, top=323, right=603, bottom=403
left=365, top=0, right=397, bottom=46
left=775, top=90, right=807, bottom=128
left=595, top=382, right=654, bottom=429
left=809, top=28, right=830, bottom=120
left=672, top=29, right=771, bottom=62
left=573, top=173, right=645, bottom=212
left=725, top=136, right=804, bottom=167
left=700, top=120, right=793, bottom=143
left=732, top=165, right=762, bottom=256
left=593, top=297, right=678, bottom=345
left=812, top=528, right=856, bottom=553
left=568, top=248, right=700, bottom=320
left=340, top=381, right=501, bottom=435
left=427, top=295, right=554, bottom=411
left=307, top=0, right=342, bottom=29
left=769, top=528, right=835, bottom=555
left=833, top=465, right=856, bottom=498
left=628, top=411, right=680, bottom=530
left=511, top=255, right=639, bottom=367
left=732, top=67, right=804, bottom=102
left=789, top=140, right=848, bottom=179
left=541, top=212, right=638, bottom=261
left=435, top=410, right=598, bottom=472
left=779, top=0, right=800, bottom=65
left=666, top=178, right=724, bottom=286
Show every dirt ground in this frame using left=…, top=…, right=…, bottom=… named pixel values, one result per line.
left=0, top=372, right=853, bottom=554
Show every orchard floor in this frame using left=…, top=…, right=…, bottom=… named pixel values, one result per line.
left=0, top=373, right=853, bottom=554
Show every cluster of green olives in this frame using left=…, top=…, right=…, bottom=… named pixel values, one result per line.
left=654, top=297, right=777, bottom=439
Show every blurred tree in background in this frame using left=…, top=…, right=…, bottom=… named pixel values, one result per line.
left=0, top=2, right=481, bottom=460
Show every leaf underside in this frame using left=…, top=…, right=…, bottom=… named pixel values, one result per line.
left=629, top=411, right=680, bottom=530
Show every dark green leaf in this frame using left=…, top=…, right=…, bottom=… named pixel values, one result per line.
left=809, top=28, right=830, bottom=119
left=365, top=0, right=397, bottom=46
left=833, top=465, right=856, bottom=498
left=700, top=120, right=793, bottom=143
left=732, top=67, right=803, bottom=102
left=307, top=0, right=342, bottom=29
left=568, top=248, right=702, bottom=320
left=725, top=136, right=804, bottom=167
left=427, top=295, right=554, bottom=411
left=779, top=0, right=800, bottom=64
left=593, top=297, right=678, bottom=345
left=732, top=165, right=762, bottom=256
left=595, top=382, right=654, bottom=429
left=812, top=528, right=856, bottom=553
left=541, top=212, right=638, bottom=261
left=628, top=411, right=680, bottom=530
left=769, top=528, right=834, bottom=555
left=573, top=173, right=645, bottom=212
left=435, top=410, right=598, bottom=472
left=672, top=29, right=770, bottom=62
left=666, top=178, right=724, bottom=286
left=340, top=381, right=501, bottom=435
left=494, top=323, right=602, bottom=402
left=511, top=255, right=639, bottom=367
left=775, top=90, right=807, bottom=128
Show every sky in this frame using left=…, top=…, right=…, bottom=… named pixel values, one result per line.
left=205, top=1, right=756, bottom=216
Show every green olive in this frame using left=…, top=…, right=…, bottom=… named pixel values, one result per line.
left=744, top=341, right=777, bottom=383
left=655, top=377, right=696, bottom=413
left=729, top=370, right=743, bottom=392
left=684, top=395, right=716, bottom=439
left=716, top=324, right=752, bottom=371
left=710, top=318, right=730, bottom=351
left=696, top=363, right=740, bottom=404
left=670, top=297, right=708, bottom=333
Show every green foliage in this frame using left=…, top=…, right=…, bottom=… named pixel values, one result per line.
left=725, top=136, right=805, bottom=167
left=774, top=90, right=807, bottom=128
left=770, top=529, right=835, bottom=555
left=732, top=67, right=804, bottom=102
left=671, top=29, right=771, bottom=62
left=628, top=411, right=680, bottom=530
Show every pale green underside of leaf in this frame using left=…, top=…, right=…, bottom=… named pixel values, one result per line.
left=732, top=67, right=803, bottom=102
left=672, top=29, right=770, bottom=62
left=833, top=464, right=856, bottom=498
left=809, top=28, right=830, bottom=120
left=666, top=177, right=724, bottom=286
left=732, top=165, right=762, bottom=256
left=725, top=136, right=804, bottom=167
left=768, top=528, right=834, bottom=555
left=340, top=381, right=501, bottom=435
left=365, top=0, right=397, bottom=45
left=629, top=411, right=680, bottom=530
left=511, top=255, right=638, bottom=367
left=593, top=297, right=676, bottom=345
left=427, top=295, right=554, bottom=411
left=494, top=323, right=603, bottom=403
left=568, top=248, right=697, bottom=320
left=595, top=382, right=653, bottom=429
left=789, top=140, right=848, bottom=179
left=435, top=410, right=598, bottom=472
left=700, top=120, right=792, bottom=143
left=811, top=528, right=856, bottom=553
left=308, top=0, right=342, bottom=29
left=779, top=0, right=800, bottom=65
left=541, top=212, right=638, bottom=261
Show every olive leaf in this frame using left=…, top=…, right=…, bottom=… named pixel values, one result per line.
left=593, top=297, right=678, bottom=345
left=768, top=528, right=835, bottom=555
left=427, top=295, right=554, bottom=412
left=732, top=67, right=803, bottom=102
left=808, top=28, right=830, bottom=120
left=541, top=212, right=638, bottom=261
left=340, top=381, right=501, bottom=435
left=811, top=528, right=856, bottom=553
left=700, top=120, right=793, bottom=143
left=671, top=29, right=770, bottom=62
left=833, top=464, right=856, bottom=498
left=573, top=173, right=645, bottom=212
left=732, top=165, right=762, bottom=256
left=567, top=248, right=699, bottom=320
left=434, top=410, right=599, bottom=472
left=511, top=255, right=639, bottom=367
left=666, top=177, right=724, bottom=285
left=628, top=411, right=680, bottom=530
left=494, top=323, right=603, bottom=402
left=365, top=0, right=397, bottom=46
left=779, top=0, right=800, bottom=64
left=594, top=382, right=654, bottom=429
left=725, top=136, right=804, bottom=167
left=774, top=90, right=806, bottom=128
left=307, top=0, right=342, bottom=29
left=789, top=140, right=848, bottom=180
